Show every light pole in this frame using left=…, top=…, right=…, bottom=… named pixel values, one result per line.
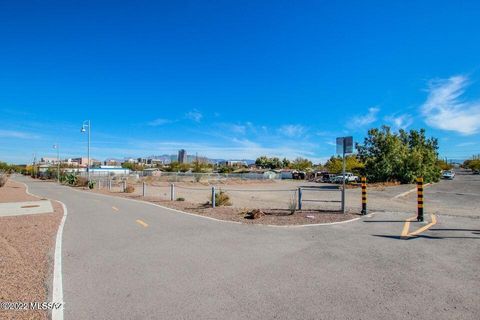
left=53, top=144, right=60, bottom=183
left=81, top=120, right=91, bottom=182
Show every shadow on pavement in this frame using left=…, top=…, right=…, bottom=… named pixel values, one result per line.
left=372, top=234, right=480, bottom=240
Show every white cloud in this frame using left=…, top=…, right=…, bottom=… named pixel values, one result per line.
left=421, top=75, right=480, bottom=135
left=349, top=107, right=379, bottom=128
left=385, top=114, right=413, bottom=130
left=278, top=124, right=306, bottom=137
left=456, top=142, right=476, bottom=147
left=148, top=118, right=171, bottom=126
left=185, top=109, right=203, bottom=122
left=0, top=129, right=39, bottom=139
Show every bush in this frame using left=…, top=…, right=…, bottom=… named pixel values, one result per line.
left=75, top=177, right=89, bottom=187
left=0, top=173, right=9, bottom=187
left=176, top=197, right=185, bottom=201
left=88, top=180, right=96, bottom=189
left=125, top=185, right=135, bottom=193
left=214, top=190, right=232, bottom=206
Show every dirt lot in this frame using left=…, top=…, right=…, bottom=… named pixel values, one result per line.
left=85, top=180, right=360, bottom=225
left=0, top=179, right=62, bottom=320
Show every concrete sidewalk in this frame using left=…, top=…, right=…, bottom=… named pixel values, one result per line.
left=0, top=200, right=53, bottom=217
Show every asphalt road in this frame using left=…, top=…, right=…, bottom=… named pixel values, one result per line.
left=17, top=176, right=480, bottom=320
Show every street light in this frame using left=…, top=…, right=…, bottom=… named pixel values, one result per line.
left=81, top=120, right=91, bottom=182
left=53, top=144, right=60, bottom=183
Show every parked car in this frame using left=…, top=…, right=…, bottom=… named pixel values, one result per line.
left=292, top=170, right=306, bottom=180
left=473, top=169, right=480, bottom=175
left=442, top=170, right=455, bottom=180
left=331, top=172, right=359, bottom=183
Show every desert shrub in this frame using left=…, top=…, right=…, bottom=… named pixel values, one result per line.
left=214, top=190, right=232, bottom=206
left=176, top=197, right=185, bottom=201
left=75, top=177, right=89, bottom=187
left=125, top=185, right=135, bottom=193
left=64, top=173, right=77, bottom=185
left=288, top=193, right=297, bottom=213
left=0, top=173, right=9, bottom=187
left=88, top=180, right=96, bottom=189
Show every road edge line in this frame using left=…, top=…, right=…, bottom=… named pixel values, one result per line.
left=407, top=214, right=437, bottom=237
left=393, top=183, right=431, bottom=199
left=20, top=181, right=66, bottom=320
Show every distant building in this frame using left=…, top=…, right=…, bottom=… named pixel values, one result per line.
left=178, top=149, right=187, bottom=164
left=220, top=160, right=248, bottom=167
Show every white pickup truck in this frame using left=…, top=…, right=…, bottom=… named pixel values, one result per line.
left=332, top=172, right=359, bottom=183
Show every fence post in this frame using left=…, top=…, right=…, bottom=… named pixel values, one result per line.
left=211, top=186, right=216, bottom=208
left=123, top=181, right=126, bottom=192
left=108, top=179, right=112, bottom=191
left=417, top=177, right=424, bottom=222
left=170, top=183, right=175, bottom=201
left=142, top=182, right=146, bottom=197
left=361, top=177, right=367, bottom=215
left=298, top=187, right=302, bottom=210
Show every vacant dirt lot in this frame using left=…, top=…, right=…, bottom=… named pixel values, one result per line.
left=0, top=179, right=62, bottom=320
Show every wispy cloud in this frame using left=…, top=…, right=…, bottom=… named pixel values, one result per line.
left=0, top=129, right=39, bottom=139
left=385, top=114, right=413, bottom=131
left=348, top=107, right=379, bottom=128
left=185, top=109, right=203, bottom=122
left=148, top=118, right=172, bottom=126
left=456, top=142, right=476, bottom=147
left=421, top=75, right=480, bottom=135
left=278, top=124, right=306, bottom=137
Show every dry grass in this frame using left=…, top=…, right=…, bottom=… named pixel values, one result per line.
left=125, top=185, right=135, bottom=193
left=0, top=173, right=9, bottom=187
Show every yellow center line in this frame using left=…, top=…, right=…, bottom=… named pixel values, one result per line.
left=136, top=219, right=148, bottom=228
left=401, top=216, right=417, bottom=239
left=407, top=214, right=437, bottom=237
left=112, top=206, right=119, bottom=211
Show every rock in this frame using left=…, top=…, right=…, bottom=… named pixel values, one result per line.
left=244, top=209, right=264, bottom=219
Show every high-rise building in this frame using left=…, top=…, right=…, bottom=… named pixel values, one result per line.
left=178, top=149, right=187, bottom=163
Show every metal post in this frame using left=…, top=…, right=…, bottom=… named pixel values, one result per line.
left=298, top=187, right=302, bottom=210
left=361, top=177, right=367, bottom=215
left=142, top=182, right=146, bottom=197
left=417, top=177, right=424, bottom=222
left=170, top=183, right=175, bottom=201
left=108, top=179, right=112, bottom=191
left=123, top=180, right=126, bottom=192
left=87, top=120, right=91, bottom=183
left=211, top=186, right=216, bottom=208
left=341, top=142, right=346, bottom=213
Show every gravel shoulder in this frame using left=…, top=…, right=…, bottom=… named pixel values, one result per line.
left=0, top=179, right=62, bottom=320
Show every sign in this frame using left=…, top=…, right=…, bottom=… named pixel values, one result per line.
left=336, top=136, right=353, bottom=154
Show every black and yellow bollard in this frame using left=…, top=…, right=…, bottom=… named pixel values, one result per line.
left=417, top=177, right=424, bottom=222
left=361, top=177, right=367, bottom=215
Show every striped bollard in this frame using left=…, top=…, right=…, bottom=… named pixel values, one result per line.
left=417, top=177, right=424, bottom=222
left=361, top=177, right=367, bottom=215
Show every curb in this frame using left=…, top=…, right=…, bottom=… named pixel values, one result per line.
left=70, top=185, right=372, bottom=228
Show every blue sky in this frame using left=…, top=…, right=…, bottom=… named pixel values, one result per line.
left=1, top=0, right=480, bottom=164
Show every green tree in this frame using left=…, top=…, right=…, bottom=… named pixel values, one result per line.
left=290, top=157, right=313, bottom=171
left=325, top=155, right=364, bottom=174
left=356, top=126, right=441, bottom=183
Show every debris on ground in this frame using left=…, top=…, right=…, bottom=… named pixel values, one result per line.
left=244, top=209, right=264, bottom=219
